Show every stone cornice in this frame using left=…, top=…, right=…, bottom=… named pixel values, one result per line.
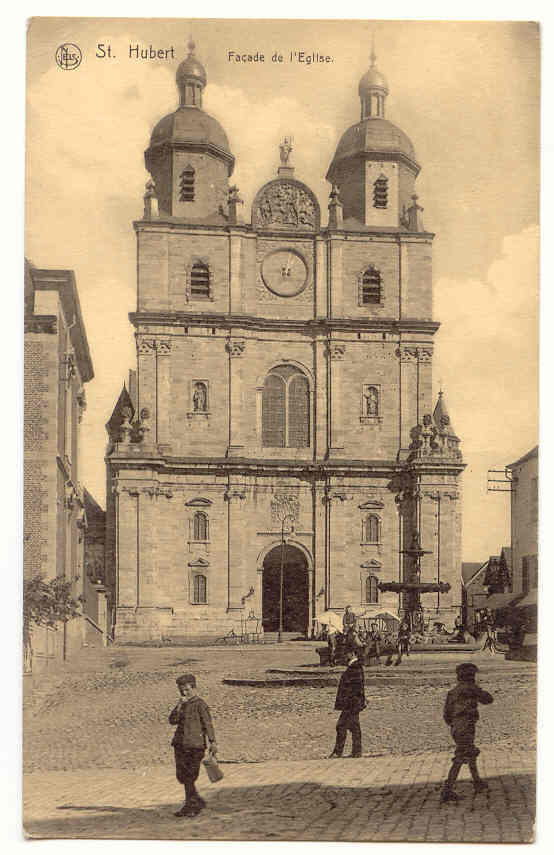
left=129, top=311, right=440, bottom=336
left=106, top=455, right=407, bottom=480
left=327, top=148, right=421, bottom=179
left=26, top=263, right=94, bottom=382
left=133, top=218, right=435, bottom=241
left=145, top=139, right=235, bottom=176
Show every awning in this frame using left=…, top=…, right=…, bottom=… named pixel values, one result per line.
left=314, top=610, right=343, bottom=633
left=515, top=589, right=537, bottom=609
left=482, top=592, right=522, bottom=611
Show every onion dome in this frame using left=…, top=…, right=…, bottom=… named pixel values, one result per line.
left=326, top=49, right=419, bottom=184
left=145, top=40, right=234, bottom=178
left=149, top=109, right=232, bottom=161
left=358, top=47, right=389, bottom=99
left=328, top=118, right=418, bottom=175
left=176, top=39, right=207, bottom=95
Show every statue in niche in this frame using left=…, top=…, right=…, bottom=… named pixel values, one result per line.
left=364, top=387, right=379, bottom=417
left=193, top=382, right=208, bottom=412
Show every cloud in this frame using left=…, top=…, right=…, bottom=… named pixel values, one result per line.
left=26, top=57, right=338, bottom=505
left=434, top=224, right=539, bottom=559
left=205, top=83, right=338, bottom=214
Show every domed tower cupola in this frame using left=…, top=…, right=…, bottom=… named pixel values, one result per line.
left=176, top=39, right=207, bottom=108
left=326, top=50, right=421, bottom=230
left=358, top=48, right=389, bottom=119
left=144, top=42, right=234, bottom=222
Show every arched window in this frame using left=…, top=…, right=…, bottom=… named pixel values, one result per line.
left=193, top=511, right=209, bottom=542
left=262, top=365, right=310, bottom=448
left=363, top=514, right=381, bottom=544
left=373, top=175, right=388, bottom=209
left=360, top=267, right=382, bottom=305
left=190, top=262, right=210, bottom=299
left=179, top=166, right=195, bottom=201
left=365, top=575, right=379, bottom=604
left=193, top=574, right=207, bottom=604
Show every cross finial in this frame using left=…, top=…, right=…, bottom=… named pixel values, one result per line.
left=187, top=35, right=195, bottom=55
left=370, top=33, right=377, bottom=67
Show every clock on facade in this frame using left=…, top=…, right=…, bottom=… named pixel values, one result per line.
left=261, top=249, right=308, bottom=297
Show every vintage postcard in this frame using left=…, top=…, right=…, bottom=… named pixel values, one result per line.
left=23, top=18, right=539, bottom=842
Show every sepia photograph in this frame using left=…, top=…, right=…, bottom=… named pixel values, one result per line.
left=23, top=17, right=539, bottom=842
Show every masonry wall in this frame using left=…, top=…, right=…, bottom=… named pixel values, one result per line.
left=112, top=469, right=401, bottom=643
left=24, top=332, right=59, bottom=582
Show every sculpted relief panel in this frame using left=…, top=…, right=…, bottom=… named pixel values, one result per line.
left=252, top=180, right=319, bottom=231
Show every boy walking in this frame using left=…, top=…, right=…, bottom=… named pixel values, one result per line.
left=440, top=662, right=493, bottom=803
left=169, top=673, right=217, bottom=817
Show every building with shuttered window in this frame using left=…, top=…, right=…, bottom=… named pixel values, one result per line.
left=105, top=43, right=464, bottom=643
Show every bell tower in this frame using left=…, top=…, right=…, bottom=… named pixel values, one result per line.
left=144, top=40, right=234, bottom=222
left=326, top=51, right=420, bottom=230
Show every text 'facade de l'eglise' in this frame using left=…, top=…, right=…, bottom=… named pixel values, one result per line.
left=105, top=41, right=465, bottom=643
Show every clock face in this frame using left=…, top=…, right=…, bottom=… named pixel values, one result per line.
left=261, top=249, right=308, bottom=297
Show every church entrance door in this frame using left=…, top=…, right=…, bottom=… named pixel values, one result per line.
left=262, top=544, right=309, bottom=634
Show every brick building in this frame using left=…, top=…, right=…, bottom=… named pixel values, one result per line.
left=24, top=260, right=105, bottom=669
left=105, top=44, right=465, bottom=643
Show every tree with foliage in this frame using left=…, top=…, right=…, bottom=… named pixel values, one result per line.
left=23, top=574, right=81, bottom=671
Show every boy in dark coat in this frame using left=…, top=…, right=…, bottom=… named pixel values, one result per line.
left=440, top=662, right=493, bottom=803
left=169, top=673, right=217, bottom=817
left=329, top=652, right=366, bottom=758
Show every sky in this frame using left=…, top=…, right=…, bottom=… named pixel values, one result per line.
left=25, top=18, right=539, bottom=562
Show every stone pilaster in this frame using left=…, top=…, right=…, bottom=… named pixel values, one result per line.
left=226, top=338, right=246, bottom=456
left=328, top=342, right=345, bottom=453
left=329, top=235, right=344, bottom=317
left=398, top=345, right=419, bottom=452
left=155, top=338, right=171, bottom=451
left=324, top=486, right=348, bottom=609
left=137, top=337, right=157, bottom=436
left=137, top=486, right=156, bottom=607
left=229, top=232, right=243, bottom=313
left=225, top=484, right=247, bottom=611
left=116, top=486, right=139, bottom=608
left=315, top=237, right=327, bottom=318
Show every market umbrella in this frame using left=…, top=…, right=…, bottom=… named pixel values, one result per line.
left=375, top=610, right=400, bottom=622
left=315, top=610, right=343, bottom=633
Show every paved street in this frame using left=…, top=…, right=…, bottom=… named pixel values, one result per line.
left=22, top=643, right=536, bottom=841
left=23, top=747, right=535, bottom=842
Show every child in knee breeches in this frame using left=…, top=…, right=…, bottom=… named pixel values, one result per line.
left=169, top=673, right=217, bottom=818
left=441, top=662, right=493, bottom=803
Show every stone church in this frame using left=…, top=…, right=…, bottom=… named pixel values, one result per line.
left=105, top=42, right=464, bottom=643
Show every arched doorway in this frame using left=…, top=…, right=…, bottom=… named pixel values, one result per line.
left=262, top=544, right=309, bottom=633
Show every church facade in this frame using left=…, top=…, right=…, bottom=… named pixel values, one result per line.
left=105, top=43, right=464, bottom=643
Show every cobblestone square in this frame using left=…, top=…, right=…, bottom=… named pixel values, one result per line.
left=22, top=644, right=536, bottom=842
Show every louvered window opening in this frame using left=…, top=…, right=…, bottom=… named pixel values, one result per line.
left=179, top=167, right=195, bottom=201
left=365, top=575, right=379, bottom=604
left=361, top=268, right=381, bottom=304
left=262, top=365, right=310, bottom=448
left=373, top=176, right=388, bottom=208
left=364, top=514, right=380, bottom=544
left=190, top=263, right=210, bottom=298
left=193, top=511, right=208, bottom=541
left=193, top=574, right=207, bottom=604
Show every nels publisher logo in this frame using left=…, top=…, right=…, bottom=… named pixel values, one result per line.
left=55, top=43, right=82, bottom=70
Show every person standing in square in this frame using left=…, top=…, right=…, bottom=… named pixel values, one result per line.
left=169, top=673, right=217, bottom=817
left=329, top=652, right=366, bottom=758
